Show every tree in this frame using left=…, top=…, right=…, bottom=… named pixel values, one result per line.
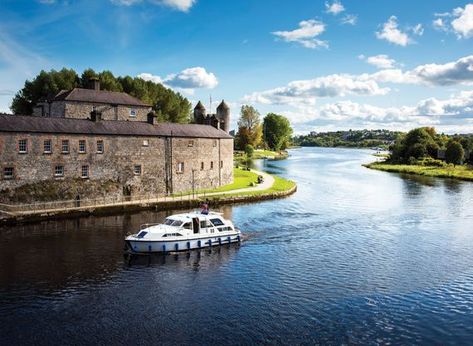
left=263, top=113, right=292, bottom=151
left=244, top=144, right=254, bottom=158
left=445, top=141, right=464, bottom=166
left=11, top=68, right=80, bottom=114
left=389, top=127, right=439, bottom=163
left=10, top=68, right=192, bottom=123
left=236, top=105, right=263, bottom=149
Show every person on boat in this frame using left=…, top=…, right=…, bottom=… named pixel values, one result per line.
left=201, top=202, right=209, bottom=215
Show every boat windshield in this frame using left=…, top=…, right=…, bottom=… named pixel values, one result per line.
left=164, top=219, right=183, bottom=227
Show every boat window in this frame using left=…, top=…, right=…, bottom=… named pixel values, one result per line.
left=183, top=222, right=191, bottom=229
left=200, top=220, right=208, bottom=228
left=162, top=233, right=183, bottom=237
left=171, top=220, right=183, bottom=227
left=164, top=219, right=174, bottom=225
left=210, top=218, right=224, bottom=226
left=137, top=231, right=148, bottom=238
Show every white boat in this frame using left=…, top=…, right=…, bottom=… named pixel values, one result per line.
left=125, top=211, right=241, bottom=253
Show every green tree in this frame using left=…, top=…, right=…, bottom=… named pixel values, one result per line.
left=263, top=113, right=293, bottom=151
left=445, top=141, right=464, bottom=166
left=11, top=68, right=79, bottom=114
left=236, top=105, right=263, bottom=149
left=244, top=144, right=254, bottom=158
left=10, top=68, right=192, bottom=123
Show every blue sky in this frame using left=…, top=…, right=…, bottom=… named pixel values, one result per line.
left=1, top=0, right=473, bottom=133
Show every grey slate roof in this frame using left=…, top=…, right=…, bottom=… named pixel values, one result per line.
left=53, top=88, right=150, bottom=107
left=217, top=100, right=229, bottom=110
left=0, top=114, right=232, bottom=139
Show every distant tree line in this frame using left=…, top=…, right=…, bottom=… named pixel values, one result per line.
left=234, top=105, right=293, bottom=153
left=389, top=127, right=473, bottom=166
left=10, top=68, right=192, bottom=123
left=293, top=129, right=402, bottom=149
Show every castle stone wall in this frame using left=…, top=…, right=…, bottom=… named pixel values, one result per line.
left=0, top=132, right=233, bottom=202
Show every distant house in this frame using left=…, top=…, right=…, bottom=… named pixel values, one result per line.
left=32, top=78, right=152, bottom=122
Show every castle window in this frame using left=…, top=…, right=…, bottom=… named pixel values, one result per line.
left=134, top=165, right=142, bottom=175
left=62, top=140, right=69, bottom=154
left=43, top=140, right=52, bottom=154
left=142, top=140, right=149, bottom=147
left=54, top=165, right=64, bottom=177
left=130, top=108, right=137, bottom=117
left=79, top=140, right=86, bottom=153
left=220, top=160, right=223, bottom=168
left=201, top=162, right=204, bottom=170
left=177, top=162, right=184, bottom=173
left=210, top=161, right=214, bottom=169
left=188, top=140, right=194, bottom=147
left=213, top=140, right=217, bottom=147
left=97, top=140, right=104, bottom=154
left=81, top=165, right=89, bottom=178
left=18, top=139, right=27, bottom=154
left=4, top=167, right=14, bottom=180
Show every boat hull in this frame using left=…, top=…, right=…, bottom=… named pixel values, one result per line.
left=126, top=234, right=241, bottom=253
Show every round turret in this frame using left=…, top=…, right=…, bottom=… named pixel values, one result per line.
left=194, top=101, right=206, bottom=124
left=216, top=100, right=230, bottom=133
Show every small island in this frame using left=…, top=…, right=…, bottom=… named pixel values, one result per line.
left=365, top=127, right=473, bottom=181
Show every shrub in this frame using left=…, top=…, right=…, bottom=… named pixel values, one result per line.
left=406, top=143, right=427, bottom=160
left=445, top=141, right=464, bottom=166
left=244, top=144, right=255, bottom=158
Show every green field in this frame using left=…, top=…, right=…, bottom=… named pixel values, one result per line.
left=365, top=162, right=473, bottom=181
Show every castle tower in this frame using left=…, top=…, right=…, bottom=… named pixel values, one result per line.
left=194, top=101, right=206, bottom=124
left=216, top=100, right=230, bottom=133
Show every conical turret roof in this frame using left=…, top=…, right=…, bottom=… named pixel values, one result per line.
left=194, top=101, right=206, bottom=110
left=217, top=100, right=229, bottom=110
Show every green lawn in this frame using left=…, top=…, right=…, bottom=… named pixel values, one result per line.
left=204, top=175, right=296, bottom=199
left=365, top=162, right=473, bottom=181
left=174, top=167, right=297, bottom=198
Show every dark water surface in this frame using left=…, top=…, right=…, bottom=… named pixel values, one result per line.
left=1, top=147, right=473, bottom=345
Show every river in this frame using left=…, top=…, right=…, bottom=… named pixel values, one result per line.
left=1, top=147, right=473, bottom=345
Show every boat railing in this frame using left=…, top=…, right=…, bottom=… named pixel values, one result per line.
left=140, top=222, right=161, bottom=230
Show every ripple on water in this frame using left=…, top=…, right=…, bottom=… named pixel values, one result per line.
left=2, top=147, right=473, bottom=345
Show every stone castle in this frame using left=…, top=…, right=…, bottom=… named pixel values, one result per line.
left=0, top=80, right=233, bottom=203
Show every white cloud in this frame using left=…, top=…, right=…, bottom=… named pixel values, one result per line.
left=451, top=4, right=473, bottom=38
left=243, top=55, right=473, bottom=113
left=111, top=0, right=196, bottom=11
left=412, top=24, right=424, bottom=36
left=243, top=74, right=389, bottom=106
left=433, top=18, right=447, bottom=32
left=409, top=55, right=473, bottom=86
left=272, top=20, right=328, bottom=49
left=137, top=73, right=163, bottom=84
left=138, top=67, right=218, bottom=93
left=341, top=14, right=357, bottom=25
left=38, top=0, right=56, bottom=4
left=285, top=90, right=473, bottom=132
left=325, top=1, right=345, bottom=15
left=165, top=67, right=218, bottom=89
left=360, top=54, right=396, bottom=69
left=376, top=16, right=412, bottom=46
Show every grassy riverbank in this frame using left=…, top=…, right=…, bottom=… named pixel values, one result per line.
left=365, top=162, right=473, bottom=181
left=179, top=167, right=295, bottom=196
left=234, top=149, right=288, bottom=165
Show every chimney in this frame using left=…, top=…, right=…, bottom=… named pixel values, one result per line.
left=147, top=112, right=156, bottom=125
left=90, top=110, right=102, bottom=122
left=88, top=77, right=100, bottom=91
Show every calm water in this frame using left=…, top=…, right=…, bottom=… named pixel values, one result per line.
left=1, top=147, right=473, bottom=345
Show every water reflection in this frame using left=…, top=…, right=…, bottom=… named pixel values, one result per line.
left=1, top=147, right=473, bottom=345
